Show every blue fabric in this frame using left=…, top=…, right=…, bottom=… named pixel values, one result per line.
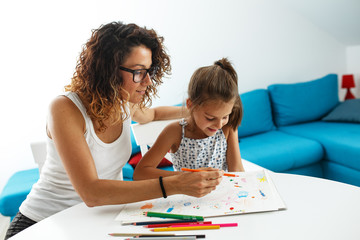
left=279, top=121, right=360, bottom=172
left=0, top=168, right=39, bottom=217
left=268, top=74, right=339, bottom=126
left=323, top=161, right=360, bottom=187
left=322, top=99, right=360, bottom=123
left=159, top=165, right=174, bottom=171
left=239, top=131, right=323, bottom=172
left=238, top=89, right=275, bottom=138
left=122, top=163, right=134, bottom=181
left=123, top=161, right=174, bottom=181
left=284, top=163, right=323, bottom=178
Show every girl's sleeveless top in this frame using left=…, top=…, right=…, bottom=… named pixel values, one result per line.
left=170, top=119, right=228, bottom=171
left=20, top=92, right=132, bottom=222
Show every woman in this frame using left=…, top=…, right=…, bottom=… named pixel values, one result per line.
left=5, top=21, right=223, bottom=239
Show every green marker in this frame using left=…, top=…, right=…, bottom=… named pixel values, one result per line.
left=145, top=211, right=204, bottom=221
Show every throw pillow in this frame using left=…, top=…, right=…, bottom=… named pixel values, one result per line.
left=268, top=74, right=339, bottom=126
left=128, top=152, right=173, bottom=168
left=322, top=99, right=360, bottom=123
left=238, top=89, right=275, bottom=138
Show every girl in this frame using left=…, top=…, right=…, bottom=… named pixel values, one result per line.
left=133, top=58, right=244, bottom=180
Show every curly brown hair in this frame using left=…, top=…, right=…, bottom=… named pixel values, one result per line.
left=65, top=21, right=171, bottom=132
left=187, top=58, right=243, bottom=130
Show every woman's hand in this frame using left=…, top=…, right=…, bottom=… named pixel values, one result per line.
left=164, top=170, right=223, bottom=198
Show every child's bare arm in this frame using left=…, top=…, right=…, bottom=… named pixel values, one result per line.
left=133, top=122, right=182, bottom=180
left=226, top=127, right=244, bottom=172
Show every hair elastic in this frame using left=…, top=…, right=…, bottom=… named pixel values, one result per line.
left=215, top=61, right=224, bottom=69
left=159, top=176, right=167, bottom=198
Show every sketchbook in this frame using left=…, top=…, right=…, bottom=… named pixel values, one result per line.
left=115, top=170, right=286, bottom=222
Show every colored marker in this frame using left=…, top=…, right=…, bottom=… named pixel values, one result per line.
left=108, top=233, right=175, bottom=237
left=151, top=225, right=220, bottom=232
left=136, top=235, right=206, bottom=238
left=170, top=223, right=238, bottom=228
left=124, top=220, right=197, bottom=226
left=145, top=212, right=204, bottom=221
left=180, top=168, right=239, bottom=177
left=125, top=237, right=196, bottom=240
left=145, top=222, right=212, bottom=228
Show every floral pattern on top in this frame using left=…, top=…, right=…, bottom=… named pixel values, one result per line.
left=170, top=119, right=228, bottom=171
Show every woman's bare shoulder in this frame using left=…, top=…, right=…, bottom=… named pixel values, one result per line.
left=49, top=95, right=76, bottom=111
left=48, top=95, right=85, bottom=130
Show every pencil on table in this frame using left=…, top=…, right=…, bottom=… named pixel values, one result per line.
left=125, top=237, right=196, bottom=240
left=145, top=212, right=204, bottom=221
left=169, top=223, right=238, bottom=228
left=130, top=219, right=198, bottom=226
left=135, top=234, right=206, bottom=238
left=151, top=225, right=220, bottom=232
left=108, top=233, right=175, bottom=237
left=144, top=221, right=212, bottom=228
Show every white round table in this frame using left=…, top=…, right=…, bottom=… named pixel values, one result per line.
left=10, top=172, right=360, bottom=240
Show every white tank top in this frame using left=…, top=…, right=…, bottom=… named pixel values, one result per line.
left=20, top=92, right=132, bottom=222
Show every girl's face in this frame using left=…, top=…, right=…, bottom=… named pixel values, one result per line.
left=120, top=45, right=153, bottom=104
left=188, top=99, right=235, bottom=138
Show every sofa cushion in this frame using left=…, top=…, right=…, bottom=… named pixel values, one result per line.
left=279, top=121, right=360, bottom=172
left=322, top=99, right=360, bottom=123
left=122, top=163, right=134, bottom=181
left=323, top=161, right=360, bottom=187
left=283, top=163, right=323, bottom=178
left=268, top=74, right=339, bottom=126
left=239, top=131, right=323, bottom=172
left=0, top=168, right=39, bottom=217
left=238, top=89, right=275, bottom=138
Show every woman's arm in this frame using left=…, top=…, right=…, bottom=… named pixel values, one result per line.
left=133, top=122, right=182, bottom=180
left=225, top=127, right=245, bottom=172
left=47, top=97, right=220, bottom=207
left=130, top=104, right=188, bottom=124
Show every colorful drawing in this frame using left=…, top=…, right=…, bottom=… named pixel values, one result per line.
left=140, top=203, right=154, bottom=209
left=166, top=206, right=174, bottom=212
left=115, top=170, right=285, bottom=222
left=237, top=191, right=249, bottom=198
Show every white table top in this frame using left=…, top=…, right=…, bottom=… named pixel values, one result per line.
left=10, top=171, right=360, bottom=240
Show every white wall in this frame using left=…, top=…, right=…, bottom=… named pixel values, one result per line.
left=346, top=45, right=360, bottom=99
left=0, top=0, right=347, bottom=191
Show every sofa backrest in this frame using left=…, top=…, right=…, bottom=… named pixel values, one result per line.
left=268, top=74, right=339, bottom=127
left=238, top=89, right=275, bottom=138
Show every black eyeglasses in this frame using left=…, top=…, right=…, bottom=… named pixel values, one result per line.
left=119, top=66, right=158, bottom=83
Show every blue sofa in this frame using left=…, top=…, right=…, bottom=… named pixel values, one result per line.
left=237, top=74, right=360, bottom=187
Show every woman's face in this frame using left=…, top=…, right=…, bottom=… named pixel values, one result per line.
left=120, top=45, right=153, bottom=104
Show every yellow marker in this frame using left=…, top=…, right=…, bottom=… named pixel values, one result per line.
left=151, top=225, right=220, bottom=232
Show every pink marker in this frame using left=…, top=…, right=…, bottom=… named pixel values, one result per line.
left=170, top=223, right=238, bottom=228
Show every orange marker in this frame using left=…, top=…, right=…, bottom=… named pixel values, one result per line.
left=181, top=168, right=239, bottom=177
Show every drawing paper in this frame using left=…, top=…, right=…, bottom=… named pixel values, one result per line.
left=115, top=170, right=286, bottom=222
